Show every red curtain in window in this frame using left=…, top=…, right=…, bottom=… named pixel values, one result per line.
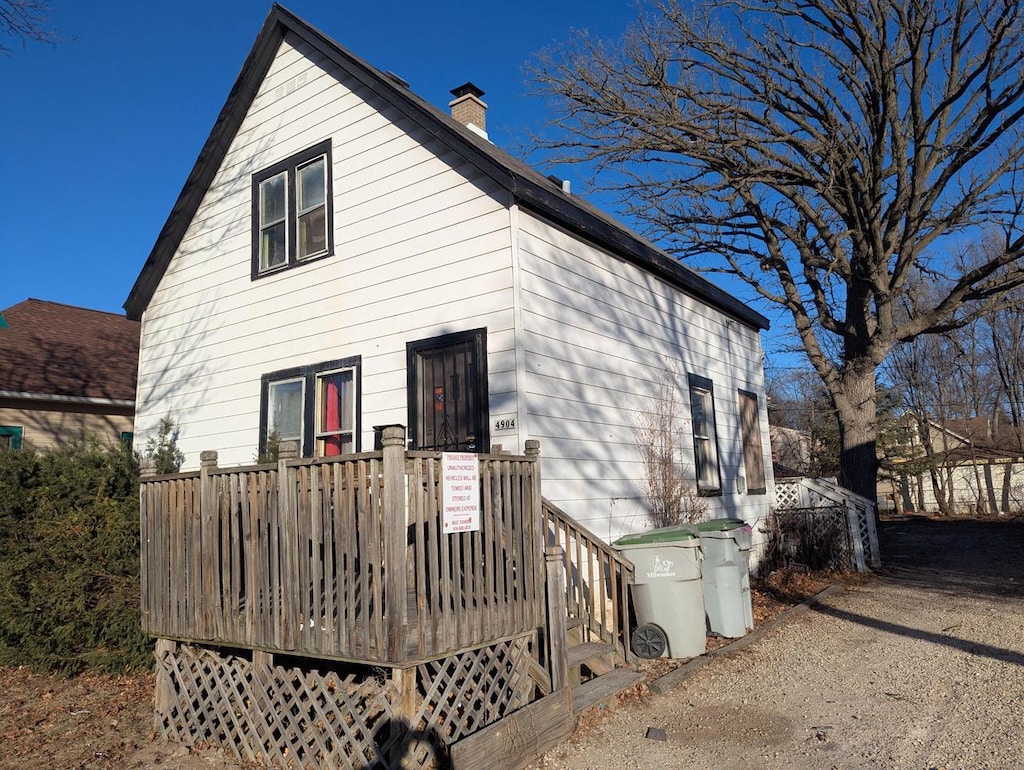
left=324, top=378, right=342, bottom=456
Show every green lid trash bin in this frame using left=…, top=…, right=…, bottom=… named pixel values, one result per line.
left=614, top=526, right=706, bottom=659
left=690, top=518, right=754, bottom=638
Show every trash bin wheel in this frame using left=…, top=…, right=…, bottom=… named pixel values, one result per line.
left=631, top=624, right=668, bottom=659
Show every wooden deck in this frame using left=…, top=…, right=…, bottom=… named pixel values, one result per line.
left=141, top=427, right=641, bottom=768
left=140, top=428, right=547, bottom=667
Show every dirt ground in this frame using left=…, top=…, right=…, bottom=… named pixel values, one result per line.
left=534, top=515, right=1024, bottom=770
left=0, top=567, right=831, bottom=770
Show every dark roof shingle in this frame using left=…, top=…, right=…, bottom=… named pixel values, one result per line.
left=0, top=299, right=139, bottom=402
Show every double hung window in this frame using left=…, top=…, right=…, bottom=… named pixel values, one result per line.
left=260, top=357, right=360, bottom=458
left=252, top=140, right=333, bottom=278
left=688, top=374, right=721, bottom=495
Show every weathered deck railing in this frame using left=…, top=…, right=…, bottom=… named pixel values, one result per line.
left=542, top=499, right=635, bottom=664
left=140, top=428, right=546, bottom=666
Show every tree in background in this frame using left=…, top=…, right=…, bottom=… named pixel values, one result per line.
left=766, top=368, right=840, bottom=478
left=884, top=281, right=1024, bottom=514
left=1, top=0, right=57, bottom=54
left=532, top=0, right=1024, bottom=502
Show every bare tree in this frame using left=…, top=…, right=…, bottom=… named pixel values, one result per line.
left=885, top=326, right=959, bottom=514
left=1, top=0, right=57, bottom=55
left=531, top=0, right=1024, bottom=501
left=984, top=289, right=1024, bottom=451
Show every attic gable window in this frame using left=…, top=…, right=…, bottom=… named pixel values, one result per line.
left=252, top=139, right=333, bottom=278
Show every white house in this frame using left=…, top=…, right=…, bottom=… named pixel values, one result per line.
left=125, top=4, right=772, bottom=544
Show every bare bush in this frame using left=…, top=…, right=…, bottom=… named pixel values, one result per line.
left=632, top=368, right=707, bottom=527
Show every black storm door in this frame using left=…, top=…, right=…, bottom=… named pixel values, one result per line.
left=408, top=330, right=488, bottom=452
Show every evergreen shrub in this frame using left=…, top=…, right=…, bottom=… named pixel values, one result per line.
left=0, top=441, right=151, bottom=675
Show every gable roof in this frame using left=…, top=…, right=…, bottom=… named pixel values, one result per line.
left=0, top=299, right=140, bottom=404
left=124, top=4, right=769, bottom=332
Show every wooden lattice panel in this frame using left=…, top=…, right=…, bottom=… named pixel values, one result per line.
left=415, top=636, right=538, bottom=745
left=774, top=480, right=803, bottom=509
left=774, top=507, right=852, bottom=571
left=154, top=635, right=542, bottom=769
left=156, top=644, right=420, bottom=769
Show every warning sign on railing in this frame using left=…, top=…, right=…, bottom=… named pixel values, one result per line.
left=441, top=452, right=480, bottom=533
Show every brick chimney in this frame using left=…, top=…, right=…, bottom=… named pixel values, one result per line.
left=449, top=82, right=488, bottom=140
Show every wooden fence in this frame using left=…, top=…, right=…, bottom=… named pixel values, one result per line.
left=140, top=427, right=547, bottom=666
left=542, top=499, right=635, bottom=664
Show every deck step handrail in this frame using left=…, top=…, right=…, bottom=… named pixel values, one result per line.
left=541, top=499, right=635, bottom=664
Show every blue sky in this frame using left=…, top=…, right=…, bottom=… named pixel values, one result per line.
left=1, top=1, right=794, bottom=361
left=1, top=1, right=638, bottom=312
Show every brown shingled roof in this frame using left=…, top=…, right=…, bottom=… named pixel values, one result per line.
left=0, top=299, right=140, bottom=402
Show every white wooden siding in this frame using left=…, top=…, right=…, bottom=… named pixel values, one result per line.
left=135, top=34, right=516, bottom=466
left=515, top=210, right=772, bottom=541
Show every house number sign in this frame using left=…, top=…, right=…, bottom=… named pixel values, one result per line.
left=492, top=414, right=517, bottom=434
left=441, top=452, right=480, bottom=533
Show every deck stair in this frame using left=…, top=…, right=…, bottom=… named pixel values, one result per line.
left=571, top=668, right=645, bottom=715
left=565, top=616, right=644, bottom=715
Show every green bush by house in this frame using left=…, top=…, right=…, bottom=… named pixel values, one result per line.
left=0, top=441, right=151, bottom=675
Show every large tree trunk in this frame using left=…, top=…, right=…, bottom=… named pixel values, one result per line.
left=833, top=366, right=879, bottom=502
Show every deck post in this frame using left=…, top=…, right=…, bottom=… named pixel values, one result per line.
left=382, top=425, right=408, bottom=662
left=153, top=638, right=177, bottom=729
left=545, top=545, right=569, bottom=692
left=200, top=450, right=219, bottom=639
left=277, top=441, right=298, bottom=649
left=526, top=440, right=545, bottom=628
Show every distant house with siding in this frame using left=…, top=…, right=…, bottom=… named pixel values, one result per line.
left=885, top=416, right=1024, bottom=515
left=0, top=299, right=138, bottom=452
left=124, top=5, right=773, bottom=542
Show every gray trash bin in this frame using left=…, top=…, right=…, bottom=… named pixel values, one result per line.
left=690, top=518, right=754, bottom=638
left=614, top=526, right=706, bottom=659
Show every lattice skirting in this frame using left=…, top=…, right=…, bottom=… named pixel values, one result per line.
left=774, top=507, right=852, bottom=571
left=154, top=634, right=544, bottom=769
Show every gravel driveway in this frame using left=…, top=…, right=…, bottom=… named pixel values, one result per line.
left=534, top=517, right=1024, bottom=770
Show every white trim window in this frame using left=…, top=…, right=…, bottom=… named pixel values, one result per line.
left=688, top=373, right=722, bottom=495
left=252, top=139, right=333, bottom=278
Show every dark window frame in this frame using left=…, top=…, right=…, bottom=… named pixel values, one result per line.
left=407, top=328, right=489, bottom=452
left=738, top=389, right=767, bottom=495
left=251, top=139, right=334, bottom=280
left=259, top=356, right=361, bottom=458
left=688, top=373, right=722, bottom=496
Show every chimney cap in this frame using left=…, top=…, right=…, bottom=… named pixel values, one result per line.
left=450, top=82, right=485, bottom=99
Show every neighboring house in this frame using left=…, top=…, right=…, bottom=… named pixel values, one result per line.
left=769, top=424, right=811, bottom=475
left=0, top=299, right=139, bottom=452
left=124, top=5, right=773, bottom=542
left=884, top=416, right=1024, bottom=515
